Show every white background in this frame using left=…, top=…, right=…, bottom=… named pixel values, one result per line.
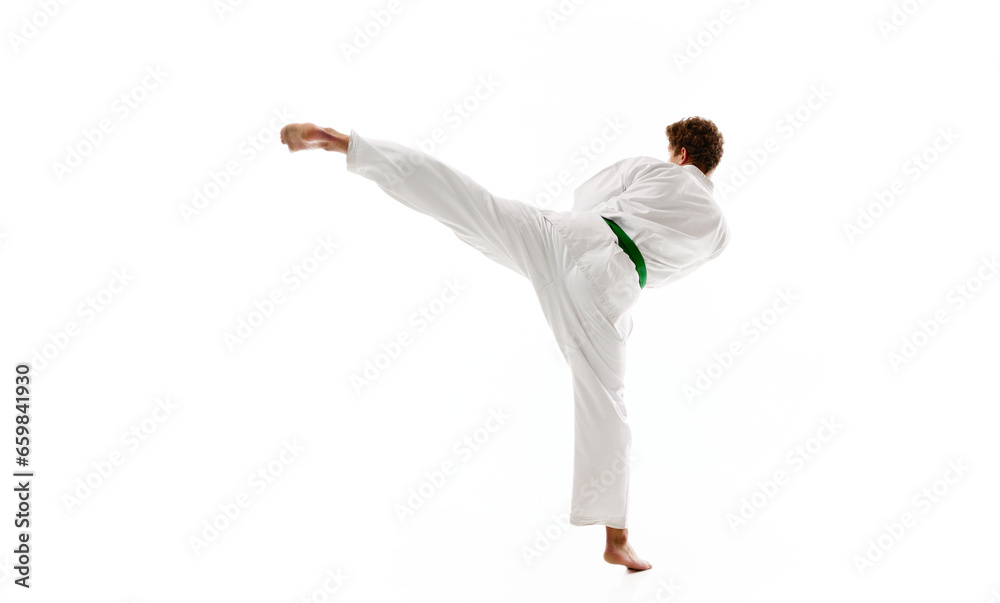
left=2, top=0, right=999, bottom=601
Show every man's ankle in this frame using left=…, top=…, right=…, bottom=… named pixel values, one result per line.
left=606, top=528, right=629, bottom=546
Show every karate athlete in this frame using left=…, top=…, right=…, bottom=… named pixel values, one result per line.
left=280, top=116, right=730, bottom=571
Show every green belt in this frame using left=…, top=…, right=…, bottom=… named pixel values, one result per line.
left=602, top=217, right=646, bottom=289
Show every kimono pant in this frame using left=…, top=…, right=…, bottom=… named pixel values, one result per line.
left=345, top=130, right=642, bottom=529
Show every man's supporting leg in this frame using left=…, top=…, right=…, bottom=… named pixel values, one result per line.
left=605, top=527, right=649, bottom=570
left=533, top=265, right=651, bottom=570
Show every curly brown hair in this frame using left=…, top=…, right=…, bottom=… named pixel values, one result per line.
left=665, top=116, right=724, bottom=175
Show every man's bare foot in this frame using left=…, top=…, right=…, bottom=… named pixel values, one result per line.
left=280, top=123, right=349, bottom=154
left=604, top=527, right=652, bottom=571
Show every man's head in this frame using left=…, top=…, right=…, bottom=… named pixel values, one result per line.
left=665, top=116, right=724, bottom=178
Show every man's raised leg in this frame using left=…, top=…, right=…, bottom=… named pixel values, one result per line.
left=280, top=122, right=567, bottom=286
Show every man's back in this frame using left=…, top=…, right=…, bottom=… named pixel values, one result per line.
left=573, top=156, right=730, bottom=289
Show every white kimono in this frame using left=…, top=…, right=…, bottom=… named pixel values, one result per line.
left=569, top=155, right=730, bottom=289
left=345, top=131, right=730, bottom=529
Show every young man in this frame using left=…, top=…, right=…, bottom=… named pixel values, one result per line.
left=280, top=117, right=730, bottom=570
